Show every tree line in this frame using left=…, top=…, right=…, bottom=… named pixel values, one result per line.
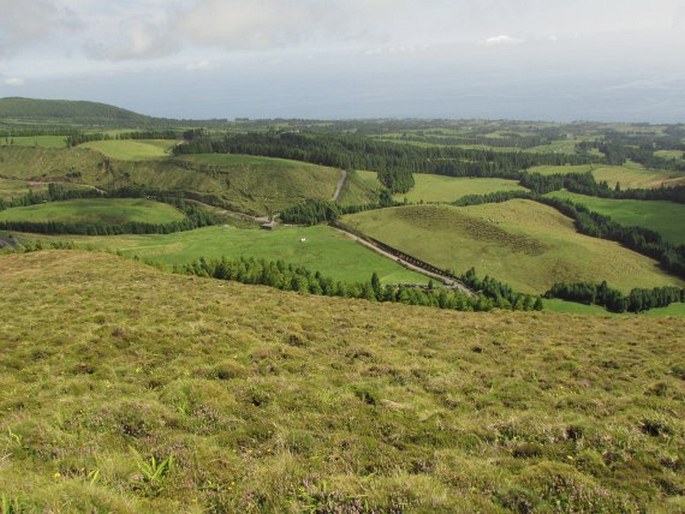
left=172, top=131, right=600, bottom=193
left=178, top=256, right=542, bottom=312
left=546, top=281, right=685, bottom=313
left=279, top=194, right=397, bottom=225
left=460, top=267, right=543, bottom=311
left=520, top=170, right=685, bottom=203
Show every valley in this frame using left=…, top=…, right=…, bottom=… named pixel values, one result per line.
left=2, top=98, right=685, bottom=512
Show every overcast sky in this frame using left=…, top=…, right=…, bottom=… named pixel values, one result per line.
left=1, top=0, right=684, bottom=121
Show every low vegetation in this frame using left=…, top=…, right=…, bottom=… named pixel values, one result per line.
left=0, top=250, right=683, bottom=512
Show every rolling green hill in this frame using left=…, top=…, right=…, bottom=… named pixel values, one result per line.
left=341, top=200, right=685, bottom=294
left=0, top=146, right=376, bottom=215
left=0, top=97, right=152, bottom=127
left=0, top=250, right=682, bottom=512
left=0, top=198, right=185, bottom=226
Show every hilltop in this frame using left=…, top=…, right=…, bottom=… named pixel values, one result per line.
left=0, top=250, right=683, bottom=512
left=0, top=97, right=156, bottom=128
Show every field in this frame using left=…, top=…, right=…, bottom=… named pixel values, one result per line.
left=341, top=200, right=685, bottom=294
left=541, top=298, right=619, bottom=315
left=0, top=250, right=683, bottom=512
left=2, top=135, right=67, bottom=148
left=394, top=175, right=528, bottom=203
left=547, top=191, right=685, bottom=245
left=0, top=198, right=186, bottom=225
left=12, top=225, right=426, bottom=285
left=529, top=163, right=685, bottom=189
left=0, top=178, right=47, bottom=200
left=655, top=150, right=685, bottom=161
left=80, top=139, right=177, bottom=160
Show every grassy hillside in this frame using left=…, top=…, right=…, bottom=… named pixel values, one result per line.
left=0, top=250, right=683, bottom=512
left=0, top=147, right=375, bottom=215
left=0, top=97, right=150, bottom=127
left=342, top=201, right=684, bottom=294
left=80, top=140, right=177, bottom=161
left=0, top=178, right=47, bottom=200
left=0, top=199, right=185, bottom=225
left=12, top=225, right=426, bottom=285
left=177, top=154, right=376, bottom=213
left=529, top=163, right=685, bottom=189
left=547, top=191, right=685, bottom=245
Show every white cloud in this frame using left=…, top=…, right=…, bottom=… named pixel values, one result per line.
left=4, top=77, right=25, bottom=86
left=482, top=35, right=525, bottom=47
left=95, top=22, right=179, bottom=61
left=0, top=0, right=79, bottom=52
left=175, top=0, right=333, bottom=51
left=185, top=60, right=216, bottom=71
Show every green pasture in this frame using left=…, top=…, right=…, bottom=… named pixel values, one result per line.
left=13, top=224, right=427, bottom=285
left=547, top=190, right=685, bottom=245
left=341, top=200, right=684, bottom=294
left=655, top=149, right=685, bottom=161
left=543, top=298, right=685, bottom=317
left=80, top=139, right=177, bottom=160
left=0, top=198, right=185, bottom=225
left=394, top=175, right=528, bottom=203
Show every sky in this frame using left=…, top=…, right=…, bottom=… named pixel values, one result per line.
left=1, top=0, right=684, bottom=122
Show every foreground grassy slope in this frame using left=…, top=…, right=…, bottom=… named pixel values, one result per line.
left=342, top=201, right=684, bottom=293
left=0, top=251, right=683, bottom=512
left=547, top=191, right=685, bottom=245
left=12, top=225, right=426, bottom=284
left=0, top=198, right=185, bottom=225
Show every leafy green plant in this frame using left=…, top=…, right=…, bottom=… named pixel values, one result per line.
left=1, top=494, right=21, bottom=514
left=87, top=468, right=101, bottom=486
left=131, top=448, right=174, bottom=483
left=5, top=428, right=21, bottom=447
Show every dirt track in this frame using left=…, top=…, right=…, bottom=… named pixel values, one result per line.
left=332, top=226, right=475, bottom=296
left=332, top=169, right=348, bottom=202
